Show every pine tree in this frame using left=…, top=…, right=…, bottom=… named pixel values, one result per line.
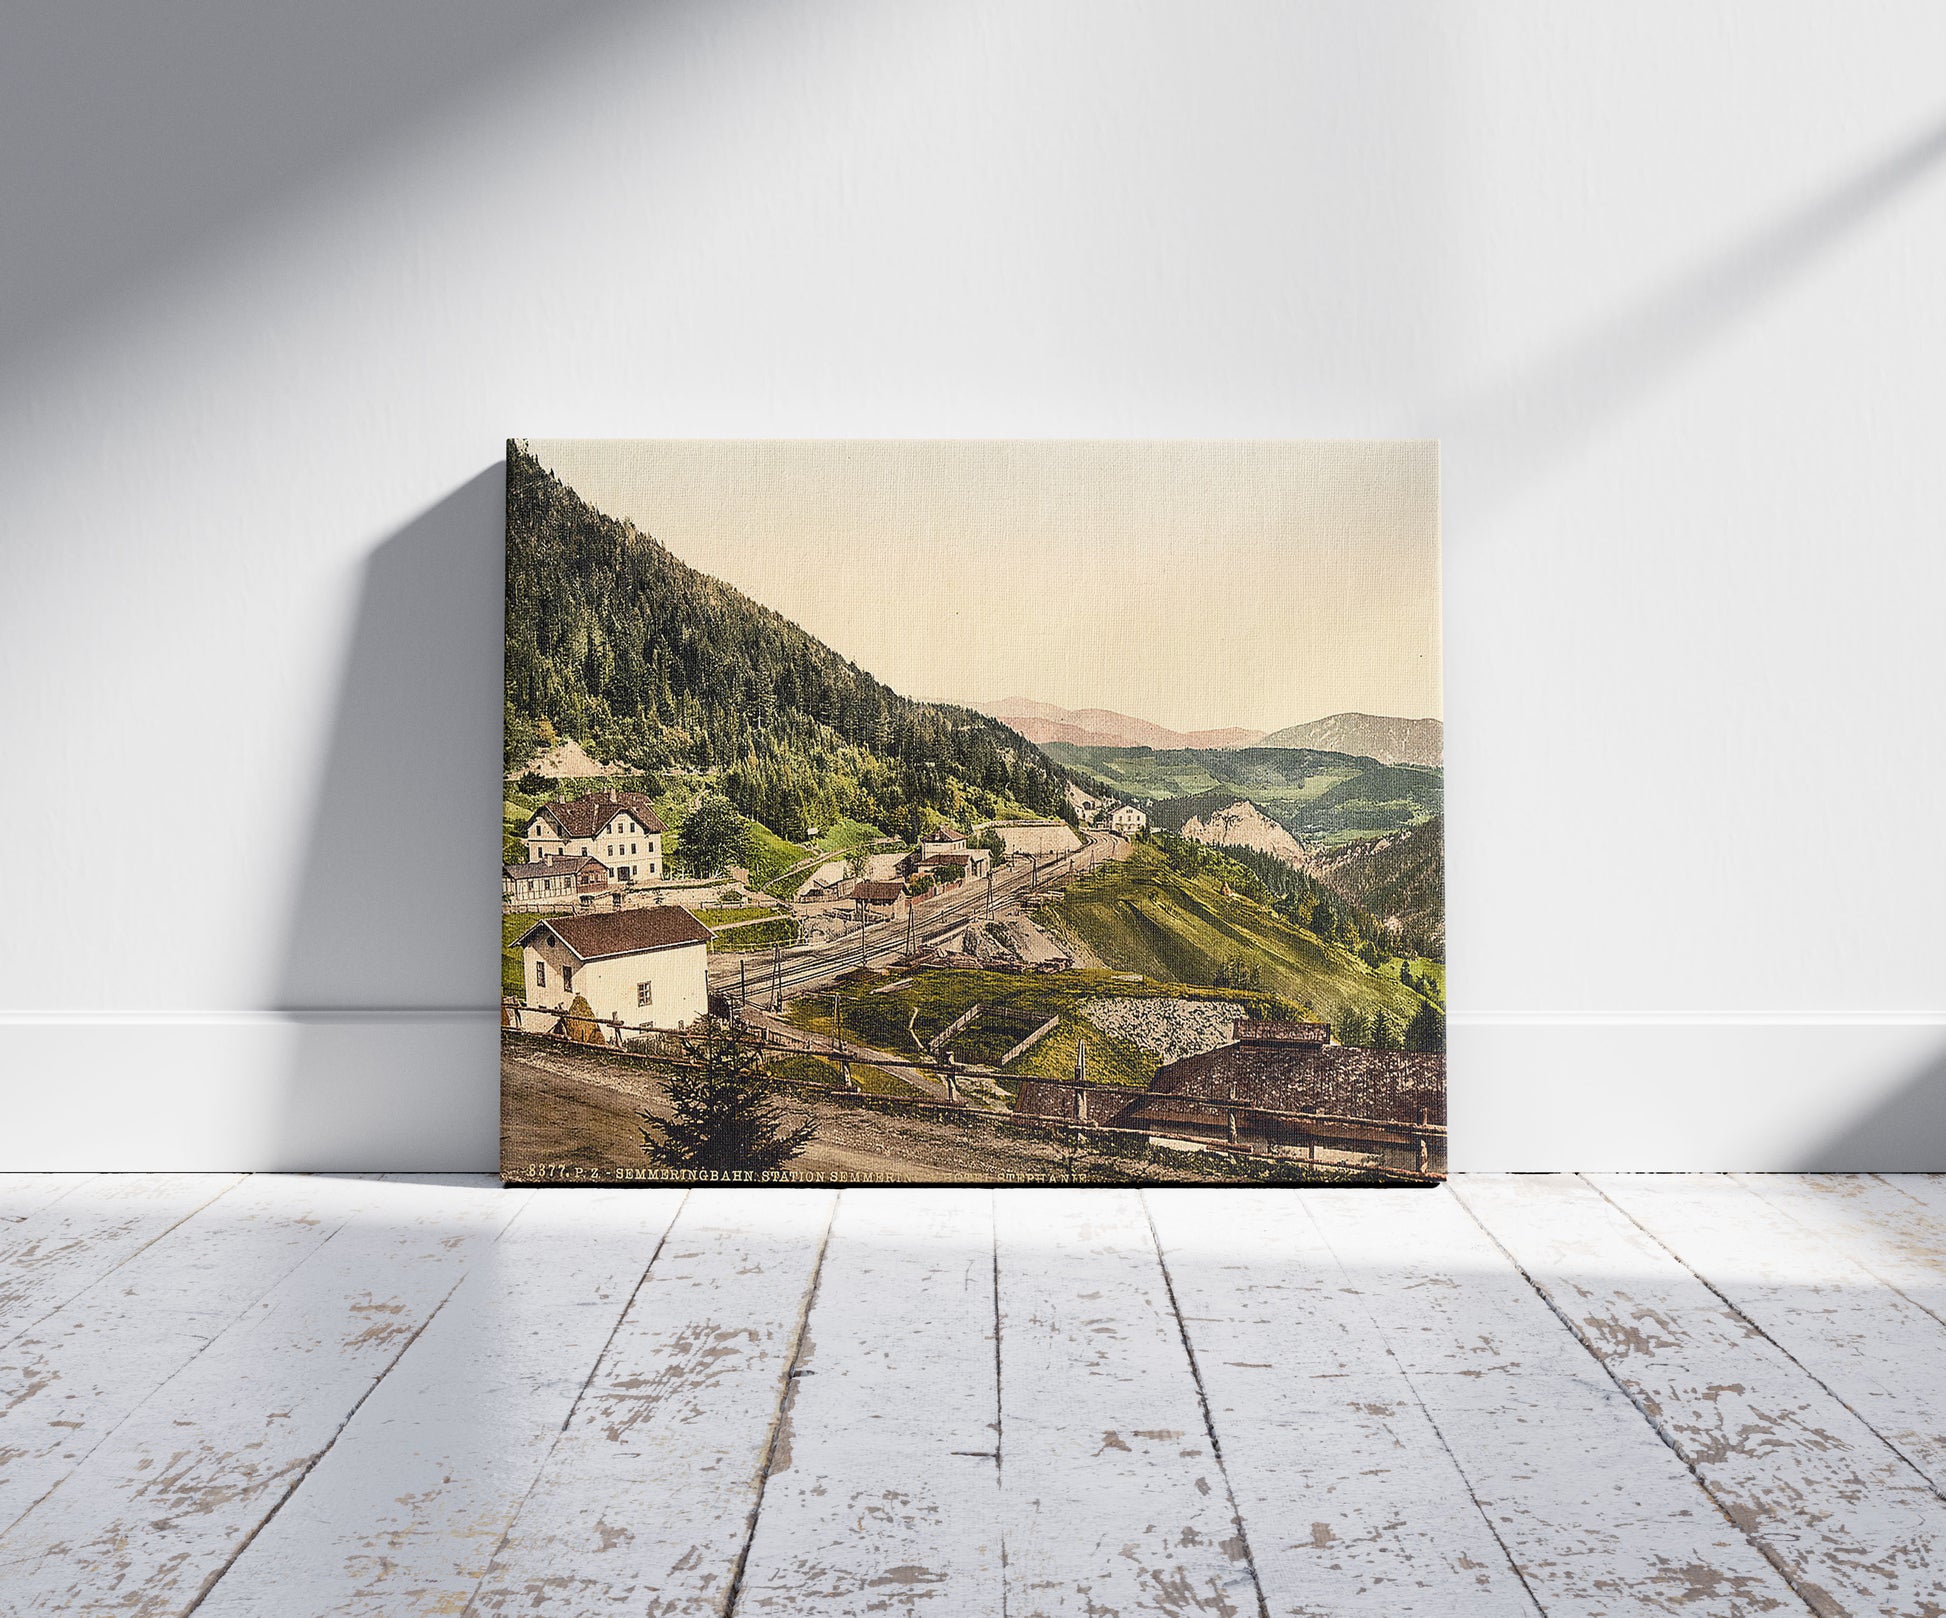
left=643, top=1025, right=817, bottom=1174
left=1370, top=1009, right=1404, bottom=1050
left=1404, top=1001, right=1446, bottom=1054
left=1337, top=1008, right=1369, bottom=1046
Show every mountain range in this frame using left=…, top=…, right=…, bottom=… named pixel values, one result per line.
left=1255, top=712, right=1442, bottom=767
left=976, top=698, right=1264, bottom=751
left=978, top=699, right=1441, bottom=766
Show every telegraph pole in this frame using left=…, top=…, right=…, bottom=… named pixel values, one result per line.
left=770, top=943, right=783, bottom=1011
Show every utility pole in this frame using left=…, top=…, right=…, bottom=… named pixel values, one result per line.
left=986, top=868, right=994, bottom=915
left=738, top=957, right=748, bottom=1010
left=770, top=943, right=783, bottom=1012
left=832, top=991, right=841, bottom=1052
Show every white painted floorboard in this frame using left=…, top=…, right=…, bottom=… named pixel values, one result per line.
left=0, top=1174, right=1942, bottom=1617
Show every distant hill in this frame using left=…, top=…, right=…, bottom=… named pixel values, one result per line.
left=1051, top=743, right=1441, bottom=844
left=1256, top=713, right=1442, bottom=767
left=506, top=442, right=1069, bottom=841
left=979, top=697, right=1264, bottom=752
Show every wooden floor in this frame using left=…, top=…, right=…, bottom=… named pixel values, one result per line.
left=2, top=1177, right=1945, bottom=1615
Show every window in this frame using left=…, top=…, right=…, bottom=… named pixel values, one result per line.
left=535, top=960, right=546, bottom=988
left=637, top=981, right=653, bottom=1006
left=630, top=842, right=637, bottom=854
left=563, top=966, right=574, bottom=992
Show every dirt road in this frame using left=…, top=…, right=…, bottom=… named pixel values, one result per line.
left=498, top=1031, right=1336, bottom=1187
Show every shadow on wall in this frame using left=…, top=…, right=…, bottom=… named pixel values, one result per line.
left=271, top=467, right=505, bottom=1171
left=1795, top=1044, right=1946, bottom=1172
left=0, top=1, right=640, bottom=376
left=1446, top=110, right=1946, bottom=515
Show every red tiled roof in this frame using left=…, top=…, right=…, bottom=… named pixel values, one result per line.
left=518, top=906, right=711, bottom=960
left=530, top=791, right=667, bottom=838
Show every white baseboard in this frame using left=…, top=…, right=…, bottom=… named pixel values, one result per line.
left=1450, top=1016, right=1946, bottom=1171
left=0, top=1012, right=499, bottom=1172
left=1, top=1012, right=1941, bottom=1172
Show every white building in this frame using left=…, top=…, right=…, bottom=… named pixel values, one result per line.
left=518, top=906, right=711, bottom=1031
left=523, top=790, right=666, bottom=883
left=1109, top=804, right=1148, bottom=836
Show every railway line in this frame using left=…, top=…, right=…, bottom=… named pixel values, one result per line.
left=710, top=833, right=1120, bottom=1005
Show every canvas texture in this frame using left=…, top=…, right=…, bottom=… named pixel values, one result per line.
left=502, top=440, right=1443, bottom=1185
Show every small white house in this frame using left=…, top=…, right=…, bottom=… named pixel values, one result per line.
left=1109, top=803, right=1148, bottom=836
left=518, top=906, right=712, bottom=1032
left=523, top=790, right=666, bottom=883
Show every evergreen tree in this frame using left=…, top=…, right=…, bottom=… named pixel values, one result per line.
left=1337, top=1008, right=1370, bottom=1046
left=1370, top=1009, right=1404, bottom=1050
left=643, top=1025, right=817, bottom=1173
left=1404, top=1001, right=1446, bottom=1054
left=675, top=794, right=750, bottom=877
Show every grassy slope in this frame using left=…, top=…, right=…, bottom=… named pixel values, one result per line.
left=1042, top=844, right=1429, bottom=1032
left=787, top=966, right=1294, bottom=1092
left=502, top=914, right=531, bottom=998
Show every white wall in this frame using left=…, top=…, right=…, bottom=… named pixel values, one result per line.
left=5, top=1, right=1943, bottom=1170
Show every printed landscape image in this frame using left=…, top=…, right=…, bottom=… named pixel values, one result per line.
left=502, top=439, right=1443, bottom=1185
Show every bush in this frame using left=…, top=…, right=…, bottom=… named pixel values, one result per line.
left=515, top=771, right=555, bottom=796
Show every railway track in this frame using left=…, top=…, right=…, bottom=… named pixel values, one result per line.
left=712, top=834, right=1119, bottom=1003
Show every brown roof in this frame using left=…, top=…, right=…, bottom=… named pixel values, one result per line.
left=530, top=790, right=667, bottom=839
left=518, top=906, right=711, bottom=960
left=851, top=880, right=905, bottom=903
left=503, top=855, right=607, bottom=881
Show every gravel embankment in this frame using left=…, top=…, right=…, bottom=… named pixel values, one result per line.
left=1081, top=997, right=1249, bottom=1064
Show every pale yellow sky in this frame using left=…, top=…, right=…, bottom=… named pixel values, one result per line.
left=528, top=440, right=1440, bottom=735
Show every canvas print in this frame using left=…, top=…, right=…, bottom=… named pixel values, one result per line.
left=502, top=440, right=1443, bottom=1186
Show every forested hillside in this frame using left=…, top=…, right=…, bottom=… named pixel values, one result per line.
left=1052, top=743, right=1441, bottom=843
left=1309, top=817, right=1446, bottom=955
left=505, top=442, right=1068, bottom=839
